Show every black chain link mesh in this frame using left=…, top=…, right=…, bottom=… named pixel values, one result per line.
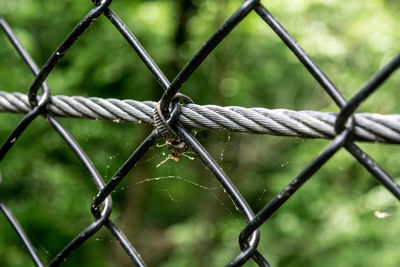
left=1, top=0, right=400, bottom=266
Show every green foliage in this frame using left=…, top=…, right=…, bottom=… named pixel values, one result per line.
left=1, top=0, right=400, bottom=266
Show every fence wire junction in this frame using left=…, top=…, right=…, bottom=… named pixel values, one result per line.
left=1, top=0, right=400, bottom=266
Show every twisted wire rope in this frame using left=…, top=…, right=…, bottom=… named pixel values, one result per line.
left=0, top=91, right=399, bottom=143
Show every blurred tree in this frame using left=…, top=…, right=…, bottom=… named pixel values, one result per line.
left=0, top=0, right=400, bottom=266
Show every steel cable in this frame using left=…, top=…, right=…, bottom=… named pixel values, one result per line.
left=0, top=91, right=399, bottom=143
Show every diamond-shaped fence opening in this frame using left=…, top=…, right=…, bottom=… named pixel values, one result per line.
left=1, top=0, right=400, bottom=266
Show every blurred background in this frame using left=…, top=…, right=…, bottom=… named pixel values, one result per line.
left=1, top=0, right=400, bottom=266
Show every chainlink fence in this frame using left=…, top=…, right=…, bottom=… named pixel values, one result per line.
left=1, top=0, right=400, bottom=266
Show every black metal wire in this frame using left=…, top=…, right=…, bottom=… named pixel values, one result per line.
left=159, top=0, right=261, bottom=115
left=1, top=0, right=400, bottom=266
left=0, top=203, right=44, bottom=267
left=0, top=10, right=144, bottom=266
left=0, top=17, right=50, bottom=161
left=335, top=53, right=400, bottom=132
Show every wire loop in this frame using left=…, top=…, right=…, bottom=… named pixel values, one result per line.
left=153, top=93, right=194, bottom=155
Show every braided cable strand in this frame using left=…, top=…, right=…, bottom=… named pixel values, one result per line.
left=0, top=91, right=399, bottom=143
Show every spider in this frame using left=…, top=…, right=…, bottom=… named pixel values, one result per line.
left=156, top=139, right=194, bottom=167
left=166, top=139, right=189, bottom=162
